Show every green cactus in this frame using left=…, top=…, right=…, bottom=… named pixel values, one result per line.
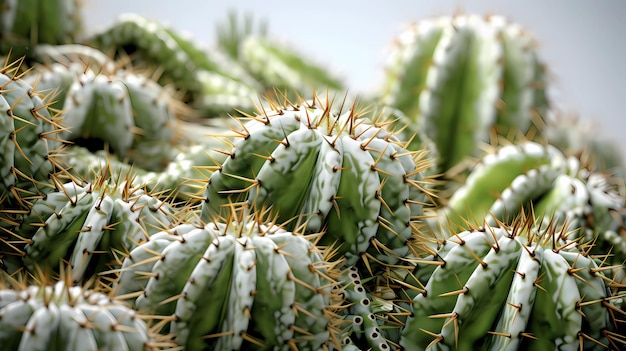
left=0, top=58, right=64, bottom=209
left=432, top=141, right=626, bottom=270
left=239, top=35, right=345, bottom=97
left=0, top=0, right=83, bottom=59
left=201, top=95, right=433, bottom=272
left=30, top=59, right=181, bottom=171
left=0, top=278, right=162, bottom=351
left=401, top=217, right=625, bottom=350
left=87, top=13, right=262, bottom=114
left=115, top=207, right=338, bottom=350
left=382, top=14, right=549, bottom=175
left=6, top=170, right=178, bottom=283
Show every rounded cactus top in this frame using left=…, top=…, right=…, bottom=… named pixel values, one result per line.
left=201, top=94, right=435, bottom=270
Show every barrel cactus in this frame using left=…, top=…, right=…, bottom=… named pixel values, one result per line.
left=382, top=14, right=549, bottom=175
left=31, top=58, right=181, bottom=171
left=201, top=95, right=433, bottom=272
left=401, top=217, right=626, bottom=350
left=8, top=170, right=177, bottom=282
left=0, top=0, right=83, bottom=58
left=0, top=279, right=161, bottom=351
left=115, top=207, right=338, bottom=350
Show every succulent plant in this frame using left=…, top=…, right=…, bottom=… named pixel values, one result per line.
left=401, top=217, right=625, bottom=350
left=0, top=58, right=63, bottom=209
left=238, top=35, right=345, bottom=97
left=0, top=278, right=161, bottom=351
left=87, top=13, right=261, bottom=114
left=201, top=95, right=433, bottom=272
left=0, top=0, right=83, bottom=58
left=4, top=170, right=178, bottom=283
left=432, top=141, right=626, bottom=271
left=381, top=14, right=549, bottom=175
left=30, top=58, right=181, bottom=171
left=115, top=207, right=337, bottom=350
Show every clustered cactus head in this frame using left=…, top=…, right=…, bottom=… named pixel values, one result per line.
left=381, top=13, right=549, bottom=176
left=115, top=205, right=341, bottom=350
left=201, top=93, right=435, bottom=273
left=0, top=57, right=64, bottom=209
left=401, top=214, right=625, bottom=351
left=0, top=273, right=164, bottom=351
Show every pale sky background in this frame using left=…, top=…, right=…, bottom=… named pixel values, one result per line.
left=82, top=1, right=626, bottom=156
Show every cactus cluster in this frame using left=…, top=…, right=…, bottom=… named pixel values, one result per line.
left=0, top=4, right=623, bottom=351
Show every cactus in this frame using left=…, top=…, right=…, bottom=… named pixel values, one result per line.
left=432, top=141, right=626, bottom=270
left=381, top=14, right=549, bottom=175
left=239, top=35, right=345, bottom=97
left=401, top=216, right=625, bottom=350
left=115, top=207, right=338, bottom=350
left=87, top=13, right=262, bottom=114
left=0, top=278, right=161, bottom=351
left=201, top=94, right=433, bottom=272
left=6, top=170, right=178, bottom=283
left=0, top=0, right=83, bottom=58
left=0, top=58, right=64, bottom=209
left=30, top=58, right=181, bottom=171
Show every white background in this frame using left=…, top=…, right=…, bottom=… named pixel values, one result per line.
left=82, top=0, right=626, bottom=157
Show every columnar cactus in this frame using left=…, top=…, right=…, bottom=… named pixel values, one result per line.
left=87, top=13, right=261, bottom=114
left=201, top=95, right=433, bottom=271
left=31, top=58, right=181, bottom=171
left=239, top=35, right=345, bottom=97
left=9, top=171, right=177, bottom=283
left=0, top=58, right=63, bottom=208
left=115, top=208, right=337, bottom=350
left=0, top=279, right=160, bottom=351
left=382, top=14, right=549, bottom=174
left=0, top=0, right=83, bottom=58
left=401, top=218, right=625, bottom=350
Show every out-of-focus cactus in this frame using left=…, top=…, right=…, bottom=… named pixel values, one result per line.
left=87, top=13, right=262, bottom=115
left=30, top=55, right=181, bottom=171
left=0, top=0, right=83, bottom=58
left=382, top=14, right=549, bottom=175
